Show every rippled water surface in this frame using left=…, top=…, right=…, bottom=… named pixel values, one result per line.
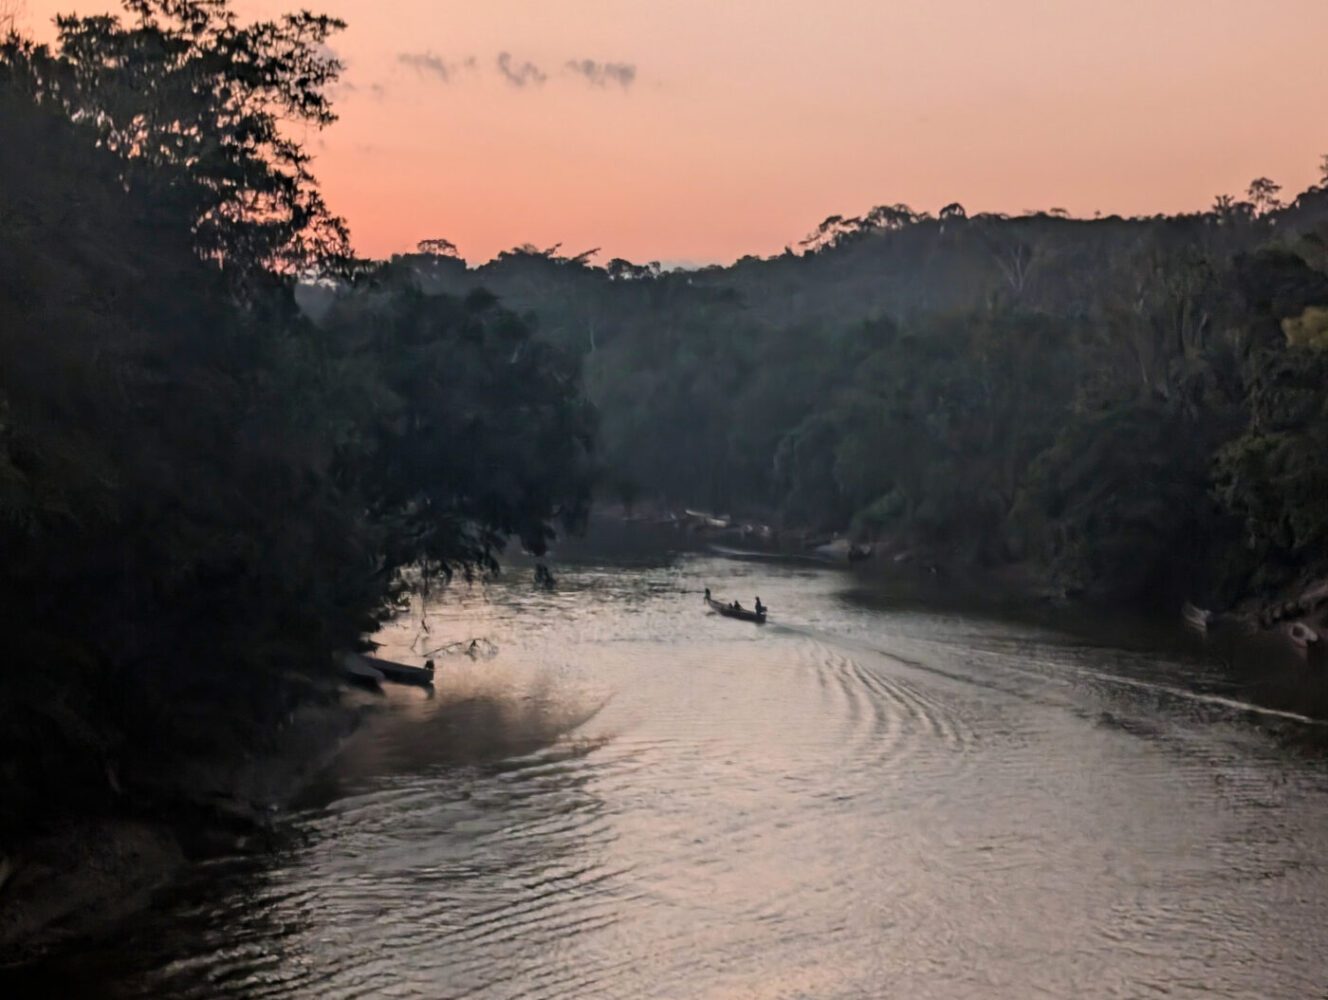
left=22, top=547, right=1328, bottom=998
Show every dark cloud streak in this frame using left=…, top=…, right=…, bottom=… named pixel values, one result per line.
left=397, top=51, right=454, bottom=83
left=396, top=49, right=632, bottom=93
left=565, top=58, right=636, bottom=89
left=497, top=51, right=547, bottom=88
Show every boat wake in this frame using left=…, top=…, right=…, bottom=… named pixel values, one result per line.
left=780, top=618, right=1326, bottom=727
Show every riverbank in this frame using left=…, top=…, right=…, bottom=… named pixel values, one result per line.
left=0, top=697, right=361, bottom=966
left=589, top=503, right=1327, bottom=666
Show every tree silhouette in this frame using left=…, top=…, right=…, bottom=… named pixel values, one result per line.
left=417, top=237, right=460, bottom=257
left=0, top=0, right=25, bottom=33
left=1247, top=177, right=1283, bottom=217
left=5, top=0, right=350, bottom=287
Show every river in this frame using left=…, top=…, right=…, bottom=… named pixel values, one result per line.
left=13, top=538, right=1328, bottom=998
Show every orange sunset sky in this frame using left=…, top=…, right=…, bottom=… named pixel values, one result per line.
left=16, top=0, right=1328, bottom=265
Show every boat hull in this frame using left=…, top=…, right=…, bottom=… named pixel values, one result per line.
left=705, top=596, right=766, bottom=623
left=340, top=652, right=435, bottom=688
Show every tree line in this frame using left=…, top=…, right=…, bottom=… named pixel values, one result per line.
left=370, top=169, right=1328, bottom=609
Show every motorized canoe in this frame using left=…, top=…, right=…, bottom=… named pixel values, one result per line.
left=705, top=595, right=767, bottom=624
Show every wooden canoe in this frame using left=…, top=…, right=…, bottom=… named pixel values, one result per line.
left=340, top=652, right=435, bottom=688
left=705, top=595, right=767, bottom=624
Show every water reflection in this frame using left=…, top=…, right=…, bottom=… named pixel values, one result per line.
left=10, top=550, right=1328, bottom=998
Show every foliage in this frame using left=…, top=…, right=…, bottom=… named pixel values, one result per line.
left=1214, top=346, right=1328, bottom=569
left=2, top=0, right=350, bottom=288
left=1012, top=398, right=1223, bottom=601
left=1282, top=306, right=1328, bottom=349
left=0, top=4, right=594, bottom=832
left=319, top=271, right=596, bottom=575
left=391, top=168, right=1328, bottom=607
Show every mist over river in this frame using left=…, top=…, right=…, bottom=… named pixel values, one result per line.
left=11, top=537, right=1328, bottom=999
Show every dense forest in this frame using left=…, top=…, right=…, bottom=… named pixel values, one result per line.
left=299, top=171, right=1328, bottom=610
left=0, top=1, right=594, bottom=839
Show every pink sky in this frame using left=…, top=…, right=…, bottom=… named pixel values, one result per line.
left=19, top=0, right=1328, bottom=265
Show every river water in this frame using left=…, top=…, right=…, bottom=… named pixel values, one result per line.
left=17, top=542, right=1328, bottom=998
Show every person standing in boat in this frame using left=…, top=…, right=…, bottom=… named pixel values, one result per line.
left=754, top=596, right=765, bottom=616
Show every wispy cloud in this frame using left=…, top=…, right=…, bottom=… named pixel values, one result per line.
left=497, top=51, right=547, bottom=88
left=397, top=51, right=457, bottom=83
left=565, top=59, right=636, bottom=89
left=395, top=49, right=632, bottom=93
left=332, top=78, right=389, bottom=101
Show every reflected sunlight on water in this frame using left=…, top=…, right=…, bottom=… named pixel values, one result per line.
left=16, top=550, right=1328, bottom=999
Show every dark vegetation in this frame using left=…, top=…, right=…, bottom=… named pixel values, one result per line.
left=0, top=1, right=593, bottom=842
left=333, top=174, right=1328, bottom=610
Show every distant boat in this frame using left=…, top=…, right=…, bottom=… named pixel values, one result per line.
left=704, top=592, right=767, bottom=624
